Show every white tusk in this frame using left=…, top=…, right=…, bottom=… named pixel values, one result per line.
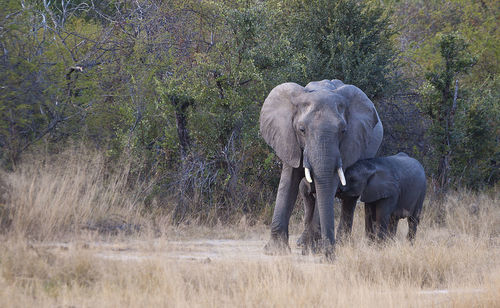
left=337, top=167, right=346, bottom=186
left=305, top=167, right=313, bottom=183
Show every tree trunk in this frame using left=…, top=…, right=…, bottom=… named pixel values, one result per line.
left=170, top=95, right=193, bottom=223
left=171, top=95, right=192, bottom=160
left=434, top=80, right=459, bottom=223
left=436, top=80, right=459, bottom=196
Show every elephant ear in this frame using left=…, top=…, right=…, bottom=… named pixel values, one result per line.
left=260, top=83, right=305, bottom=168
left=333, top=84, right=383, bottom=168
left=360, top=165, right=399, bottom=203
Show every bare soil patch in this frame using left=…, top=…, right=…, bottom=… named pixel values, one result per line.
left=34, top=235, right=321, bottom=263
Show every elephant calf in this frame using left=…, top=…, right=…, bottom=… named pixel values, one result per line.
left=340, top=152, right=426, bottom=242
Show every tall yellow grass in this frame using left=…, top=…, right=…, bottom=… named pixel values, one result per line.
left=0, top=148, right=151, bottom=240
left=0, top=150, right=498, bottom=307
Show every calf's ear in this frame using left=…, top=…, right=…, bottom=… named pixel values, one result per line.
left=360, top=166, right=398, bottom=203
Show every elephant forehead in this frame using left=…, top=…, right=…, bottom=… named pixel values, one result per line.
left=305, top=80, right=339, bottom=91
left=296, top=91, right=346, bottom=109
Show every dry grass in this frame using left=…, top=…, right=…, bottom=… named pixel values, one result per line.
left=0, top=150, right=499, bottom=307
left=0, top=148, right=153, bottom=240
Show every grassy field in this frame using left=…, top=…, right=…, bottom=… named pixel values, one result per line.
left=0, top=151, right=499, bottom=307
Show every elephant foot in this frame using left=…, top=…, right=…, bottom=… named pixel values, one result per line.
left=264, top=234, right=291, bottom=255
left=297, top=230, right=322, bottom=255
left=336, top=228, right=352, bottom=246
left=301, top=241, right=322, bottom=256
left=296, top=231, right=307, bottom=247
left=321, top=240, right=336, bottom=262
left=366, top=231, right=376, bottom=243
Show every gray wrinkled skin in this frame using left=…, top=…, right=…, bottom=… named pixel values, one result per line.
left=259, top=79, right=383, bottom=257
left=340, top=152, right=427, bottom=242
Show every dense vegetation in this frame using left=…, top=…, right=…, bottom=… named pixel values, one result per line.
left=1, top=0, right=498, bottom=222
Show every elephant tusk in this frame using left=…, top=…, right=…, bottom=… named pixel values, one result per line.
left=337, top=167, right=346, bottom=186
left=305, top=167, right=313, bottom=183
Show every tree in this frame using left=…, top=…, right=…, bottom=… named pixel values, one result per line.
left=0, top=0, right=122, bottom=166
left=420, top=33, right=475, bottom=193
left=387, top=0, right=499, bottom=190
left=265, top=0, right=399, bottom=98
left=452, top=79, right=500, bottom=189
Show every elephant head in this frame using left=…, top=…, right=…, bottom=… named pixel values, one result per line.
left=340, top=159, right=398, bottom=203
left=260, top=79, right=382, bottom=250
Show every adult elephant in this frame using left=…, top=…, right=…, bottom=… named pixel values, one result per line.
left=260, top=79, right=383, bottom=256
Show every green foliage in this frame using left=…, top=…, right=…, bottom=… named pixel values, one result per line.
left=0, top=2, right=60, bottom=165
left=0, top=1, right=114, bottom=166
left=420, top=34, right=475, bottom=130
left=390, top=0, right=499, bottom=86
left=420, top=33, right=498, bottom=190
left=452, top=79, right=500, bottom=188
left=264, top=0, right=399, bottom=98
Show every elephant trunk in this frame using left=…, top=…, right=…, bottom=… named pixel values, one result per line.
left=314, top=169, right=339, bottom=253
left=305, top=137, right=344, bottom=255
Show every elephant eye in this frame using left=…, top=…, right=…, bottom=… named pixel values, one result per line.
left=299, top=126, right=305, bottom=134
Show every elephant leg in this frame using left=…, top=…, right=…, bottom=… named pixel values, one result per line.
left=337, top=195, right=359, bottom=244
left=296, top=179, right=315, bottom=247
left=309, top=202, right=322, bottom=253
left=364, top=202, right=376, bottom=241
left=374, top=197, right=396, bottom=242
left=376, top=216, right=389, bottom=242
left=407, top=216, right=419, bottom=244
left=388, top=215, right=398, bottom=239
left=296, top=179, right=321, bottom=253
left=264, top=164, right=303, bottom=255
left=408, top=197, right=423, bottom=244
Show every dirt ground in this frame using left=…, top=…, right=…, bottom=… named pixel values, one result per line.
left=30, top=234, right=491, bottom=299
left=34, top=235, right=317, bottom=263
